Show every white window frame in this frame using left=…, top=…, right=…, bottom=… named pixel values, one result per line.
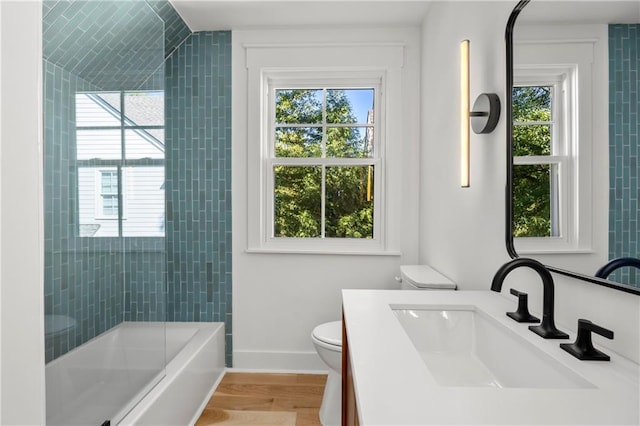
left=243, top=41, right=406, bottom=255
left=513, top=70, right=573, bottom=249
left=264, top=75, right=383, bottom=249
left=513, top=42, right=594, bottom=254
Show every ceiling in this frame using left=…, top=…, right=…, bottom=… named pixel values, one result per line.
left=169, top=0, right=434, bottom=31
left=518, top=1, right=640, bottom=24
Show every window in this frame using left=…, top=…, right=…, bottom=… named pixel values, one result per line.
left=512, top=33, right=603, bottom=255
left=254, top=72, right=389, bottom=253
left=242, top=39, right=411, bottom=254
left=99, top=170, right=119, bottom=217
left=513, top=67, right=577, bottom=251
left=512, top=82, right=566, bottom=238
left=76, top=91, right=165, bottom=238
left=268, top=86, right=378, bottom=240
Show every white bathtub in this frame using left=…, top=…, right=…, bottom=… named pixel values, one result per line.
left=46, top=322, right=225, bottom=426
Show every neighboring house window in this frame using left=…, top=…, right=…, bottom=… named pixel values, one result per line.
left=513, top=69, right=575, bottom=251
left=268, top=85, right=378, bottom=240
left=99, top=169, right=119, bottom=217
left=76, top=91, right=165, bottom=238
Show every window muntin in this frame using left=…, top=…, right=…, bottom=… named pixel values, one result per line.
left=512, top=82, right=566, bottom=239
left=75, top=90, right=165, bottom=238
left=267, top=84, right=379, bottom=242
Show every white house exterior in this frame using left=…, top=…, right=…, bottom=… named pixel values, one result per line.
left=75, top=91, right=165, bottom=237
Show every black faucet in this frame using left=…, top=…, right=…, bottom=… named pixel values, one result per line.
left=491, top=258, right=569, bottom=339
left=595, top=256, right=640, bottom=279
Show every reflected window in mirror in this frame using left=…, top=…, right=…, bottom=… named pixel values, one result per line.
left=513, top=84, right=559, bottom=238
left=512, top=65, right=581, bottom=253
left=506, top=0, right=639, bottom=293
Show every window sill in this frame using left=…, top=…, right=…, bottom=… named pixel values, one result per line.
left=246, top=247, right=401, bottom=256
left=515, top=238, right=593, bottom=255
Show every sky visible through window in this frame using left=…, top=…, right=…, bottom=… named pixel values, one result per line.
left=345, top=89, right=374, bottom=123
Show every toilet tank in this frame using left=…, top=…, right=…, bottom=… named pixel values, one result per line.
left=399, top=265, right=457, bottom=290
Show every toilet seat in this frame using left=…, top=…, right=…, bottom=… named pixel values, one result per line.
left=312, top=321, right=342, bottom=349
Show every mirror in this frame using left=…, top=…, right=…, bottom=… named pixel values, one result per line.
left=506, top=0, right=640, bottom=294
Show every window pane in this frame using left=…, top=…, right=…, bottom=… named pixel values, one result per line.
left=513, top=124, right=551, bottom=156
left=275, top=127, right=322, bottom=158
left=101, top=171, right=118, bottom=193
left=102, top=195, right=118, bottom=216
left=325, top=166, right=374, bottom=239
left=76, top=129, right=122, bottom=160
left=275, top=89, right=322, bottom=124
left=512, top=86, right=551, bottom=122
left=122, top=166, right=165, bottom=237
left=327, top=89, right=374, bottom=124
left=326, top=127, right=373, bottom=158
left=513, top=164, right=560, bottom=238
left=75, top=92, right=121, bottom=127
left=124, top=91, right=164, bottom=126
left=274, top=166, right=321, bottom=237
left=125, top=129, right=165, bottom=160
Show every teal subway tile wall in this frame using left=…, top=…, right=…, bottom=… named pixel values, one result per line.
left=43, top=60, right=124, bottom=361
left=609, top=24, right=639, bottom=287
left=146, top=0, right=193, bottom=58
left=165, top=31, right=233, bottom=366
left=43, top=0, right=233, bottom=365
left=43, top=1, right=165, bottom=90
left=43, top=0, right=170, bottom=362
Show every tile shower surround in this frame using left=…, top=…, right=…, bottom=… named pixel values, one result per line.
left=609, top=24, right=639, bottom=287
left=165, top=31, right=233, bottom=366
left=43, top=0, right=233, bottom=365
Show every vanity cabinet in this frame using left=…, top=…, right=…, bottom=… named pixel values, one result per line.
left=341, top=315, right=359, bottom=426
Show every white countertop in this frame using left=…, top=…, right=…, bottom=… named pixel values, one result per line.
left=342, top=290, right=640, bottom=425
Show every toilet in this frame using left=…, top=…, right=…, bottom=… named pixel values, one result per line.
left=311, top=265, right=456, bottom=426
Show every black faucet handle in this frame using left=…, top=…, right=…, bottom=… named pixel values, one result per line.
left=560, top=319, right=614, bottom=361
left=506, top=288, right=540, bottom=323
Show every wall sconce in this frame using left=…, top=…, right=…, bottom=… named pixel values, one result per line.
left=460, top=39, right=501, bottom=188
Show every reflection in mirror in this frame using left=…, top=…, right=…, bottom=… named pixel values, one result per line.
left=507, top=0, right=640, bottom=293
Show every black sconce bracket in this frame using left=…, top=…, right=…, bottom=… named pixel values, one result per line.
left=471, top=93, right=501, bottom=134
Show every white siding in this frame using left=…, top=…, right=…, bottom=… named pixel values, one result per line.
left=76, top=93, right=121, bottom=127
left=78, top=167, right=164, bottom=237
left=122, top=166, right=164, bottom=237
left=124, top=130, right=163, bottom=160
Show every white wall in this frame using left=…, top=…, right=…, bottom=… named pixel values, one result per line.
left=232, top=27, right=422, bottom=370
left=420, top=1, right=640, bottom=363
left=420, top=1, right=511, bottom=288
left=0, top=1, right=46, bottom=424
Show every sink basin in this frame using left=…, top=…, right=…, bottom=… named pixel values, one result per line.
left=393, top=306, right=594, bottom=389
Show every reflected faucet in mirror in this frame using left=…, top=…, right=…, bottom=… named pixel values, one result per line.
left=596, top=257, right=640, bottom=281
left=491, top=258, right=569, bottom=339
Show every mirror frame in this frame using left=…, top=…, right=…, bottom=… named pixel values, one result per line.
left=505, top=0, right=640, bottom=296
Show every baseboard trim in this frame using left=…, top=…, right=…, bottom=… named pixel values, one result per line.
left=233, top=350, right=326, bottom=371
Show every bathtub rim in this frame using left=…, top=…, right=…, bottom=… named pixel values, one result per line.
left=118, top=321, right=225, bottom=425
left=45, top=321, right=225, bottom=426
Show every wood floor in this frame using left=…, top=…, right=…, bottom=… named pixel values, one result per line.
left=196, top=372, right=328, bottom=426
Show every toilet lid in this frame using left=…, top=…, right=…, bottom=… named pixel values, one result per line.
left=312, top=321, right=342, bottom=347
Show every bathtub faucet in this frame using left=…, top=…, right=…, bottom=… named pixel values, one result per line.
left=491, top=258, right=569, bottom=339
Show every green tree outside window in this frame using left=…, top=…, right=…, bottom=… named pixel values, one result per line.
left=273, top=89, right=375, bottom=238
